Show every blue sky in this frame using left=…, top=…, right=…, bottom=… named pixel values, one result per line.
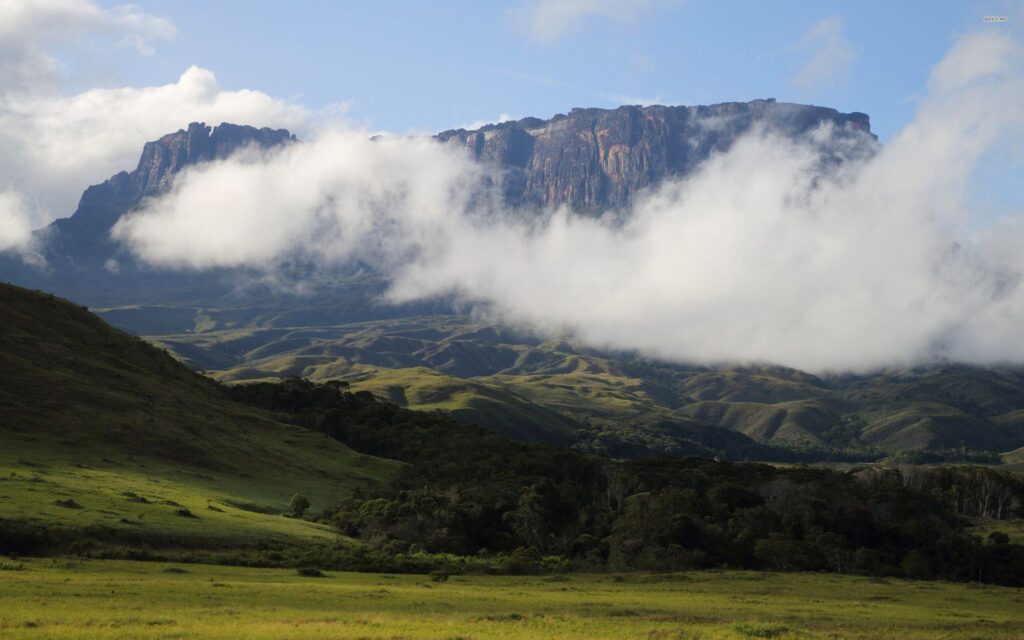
left=80, top=0, right=1016, bottom=142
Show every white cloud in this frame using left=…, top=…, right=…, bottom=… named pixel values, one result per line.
left=113, top=130, right=485, bottom=269
left=930, top=31, right=1020, bottom=92
left=455, top=113, right=516, bottom=131
left=791, top=16, right=854, bottom=91
left=0, top=1, right=310, bottom=255
left=0, top=190, right=33, bottom=254
left=604, top=93, right=665, bottom=106
left=113, top=32, right=1024, bottom=372
left=0, top=0, right=175, bottom=99
left=517, top=0, right=670, bottom=42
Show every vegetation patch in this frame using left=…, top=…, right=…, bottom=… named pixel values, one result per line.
left=478, top=613, right=525, bottom=622
left=734, top=622, right=789, bottom=638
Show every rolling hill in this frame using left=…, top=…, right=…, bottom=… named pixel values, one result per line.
left=0, top=283, right=399, bottom=556
left=101, top=307, right=1024, bottom=459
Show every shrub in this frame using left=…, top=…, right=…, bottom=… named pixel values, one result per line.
left=429, top=569, right=450, bottom=582
left=290, top=494, right=311, bottom=518
left=297, top=567, right=325, bottom=577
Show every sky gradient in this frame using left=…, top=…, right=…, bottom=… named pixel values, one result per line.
left=67, top=1, right=1017, bottom=142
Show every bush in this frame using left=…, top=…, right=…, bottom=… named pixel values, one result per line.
left=297, top=567, right=325, bottom=577
left=429, top=569, right=450, bottom=582
left=290, top=494, right=311, bottom=518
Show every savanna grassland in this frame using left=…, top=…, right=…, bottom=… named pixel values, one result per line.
left=1, top=558, right=1022, bottom=639
left=0, top=557, right=1019, bottom=634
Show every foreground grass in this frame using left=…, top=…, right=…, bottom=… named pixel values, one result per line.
left=0, top=441, right=348, bottom=549
left=0, top=559, right=1022, bottom=639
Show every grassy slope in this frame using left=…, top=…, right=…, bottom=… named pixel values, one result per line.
left=1, top=559, right=1023, bottom=639
left=105, top=307, right=1024, bottom=456
left=679, top=399, right=840, bottom=447
left=0, top=284, right=399, bottom=550
left=339, top=367, right=581, bottom=443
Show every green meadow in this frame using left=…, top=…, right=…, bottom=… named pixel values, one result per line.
left=1, top=559, right=1022, bottom=639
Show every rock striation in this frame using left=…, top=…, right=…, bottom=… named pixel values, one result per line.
left=436, top=99, right=875, bottom=211
left=1, top=101, right=875, bottom=303
left=59, top=123, right=295, bottom=248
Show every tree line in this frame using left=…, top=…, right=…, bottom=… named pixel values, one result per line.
left=228, top=378, right=1024, bottom=585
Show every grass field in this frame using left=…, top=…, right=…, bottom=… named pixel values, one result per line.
left=0, top=435, right=375, bottom=550
left=972, top=519, right=1024, bottom=544
left=0, top=558, right=1022, bottom=639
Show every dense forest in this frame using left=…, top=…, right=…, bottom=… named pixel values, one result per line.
left=230, top=379, right=1024, bottom=586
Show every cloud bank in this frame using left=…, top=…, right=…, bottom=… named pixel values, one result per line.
left=0, top=1, right=309, bottom=253
left=112, top=32, right=1024, bottom=372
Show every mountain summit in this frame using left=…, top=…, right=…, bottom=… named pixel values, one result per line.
left=437, top=99, right=875, bottom=211
left=48, top=122, right=295, bottom=267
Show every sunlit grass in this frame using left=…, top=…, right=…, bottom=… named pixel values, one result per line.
left=0, top=559, right=1021, bottom=639
left=0, top=426, right=397, bottom=549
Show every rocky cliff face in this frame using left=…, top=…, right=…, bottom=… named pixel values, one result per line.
left=436, top=99, right=875, bottom=211
left=67, top=123, right=294, bottom=235
left=42, top=123, right=294, bottom=266
left=1, top=102, right=875, bottom=304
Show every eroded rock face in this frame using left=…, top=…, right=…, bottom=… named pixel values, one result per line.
left=46, top=123, right=295, bottom=264
left=76, top=122, right=295, bottom=215
left=436, top=99, right=876, bottom=211
left=0, top=102, right=876, bottom=303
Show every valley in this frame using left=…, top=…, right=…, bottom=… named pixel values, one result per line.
left=93, top=301, right=1024, bottom=462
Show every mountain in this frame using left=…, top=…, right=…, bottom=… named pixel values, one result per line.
left=50, top=122, right=294, bottom=266
left=437, top=99, right=875, bottom=211
left=1, top=99, right=875, bottom=305
left=1, top=122, right=295, bottom=305
left=0, top=282, right=397, bottom=555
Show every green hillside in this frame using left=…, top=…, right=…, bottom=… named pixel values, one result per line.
left=0, top=284, right=399, bottom=555
left=97, top=305, right=1024, bottom=459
